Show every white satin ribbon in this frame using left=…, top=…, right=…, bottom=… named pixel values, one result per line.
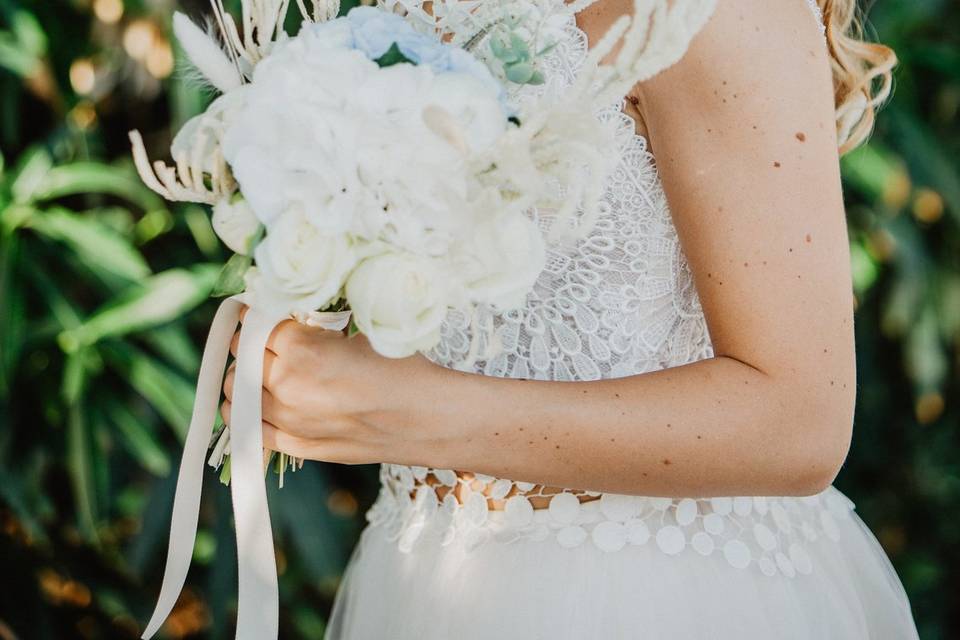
left=142, top=296, right=351, bottom=640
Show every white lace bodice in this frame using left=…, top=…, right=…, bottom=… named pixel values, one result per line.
left=367, top=1, right=851, bottom=579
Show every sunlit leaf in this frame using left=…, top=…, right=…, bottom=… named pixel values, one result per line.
left=58, top=265, right=218, bottom=350
left=27, top=207, right=150, bottom=282
left=211, top=253, right=251, bottom=297
left=9, top=146, right=52, bottom=203
left=29, top=162, right=167, bottom=212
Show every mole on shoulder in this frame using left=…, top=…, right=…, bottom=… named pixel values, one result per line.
left=662, top=459, right=672, bottom=466
left=796, top=132, right=807, bottom=142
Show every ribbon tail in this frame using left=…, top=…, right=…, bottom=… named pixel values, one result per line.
left=142, top=296, right=245, bottom=639
left=228, top=306, right=286, bottom=640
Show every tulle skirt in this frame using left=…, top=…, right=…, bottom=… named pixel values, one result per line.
left=325, top=490, right=918, bottom=639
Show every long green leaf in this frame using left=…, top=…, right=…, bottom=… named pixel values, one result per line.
left=0, top=231, right=24, bottom=395
left=142, top=323, right=201, bottom=376
left=104, top=343, right=198, bottom=441
left=58, top=265, right=218, bottom=351
left=103, top=400, right=171, bottom=476
left=66, top=401, right=99, bottom=543
left=9, top=146, right=52, bottom=203
left=27, top=207, right=150, bottom=282
left=29, top=162, right=167, bottom=212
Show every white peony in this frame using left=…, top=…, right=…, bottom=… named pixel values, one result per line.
left=211, top=197, right=261, bottom=255
left=345, top=252, right=453, bottom=358
left=457, top=211, right=546, bottom=310
left=218, top=37, right=498, bottom=258
left=250, top=211, right=357, bottom=314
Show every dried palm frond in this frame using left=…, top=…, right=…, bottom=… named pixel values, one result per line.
left=129, top=130, right=234, bottom=204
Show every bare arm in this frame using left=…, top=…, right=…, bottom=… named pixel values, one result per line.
left=224, top=0, right=856, bottom=498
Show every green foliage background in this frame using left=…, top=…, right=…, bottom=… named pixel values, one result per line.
left=0, top=0, right=957, bottom=638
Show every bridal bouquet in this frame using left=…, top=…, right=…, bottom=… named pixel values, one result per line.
left=133, top=0, right=715, bottom=637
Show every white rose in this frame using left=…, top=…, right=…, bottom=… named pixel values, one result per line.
left=211, top=197, right=261, bottom=255
left=251, top=211, right=356, bottom=314
left=345, top=252, right=452, bottom=358
left=459, top=212, right=545, bottom=310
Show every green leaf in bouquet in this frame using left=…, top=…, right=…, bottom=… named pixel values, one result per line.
left=375, top=42, right=414, bottom=68
left=490, top=34, right=520, bottom=64
left=212, top=253, right=253, bottom=297
left=505, top=61, right=535, bottom=84
left=347, top=317, right=361, bottom=338
left=219, top=455, right=232, bottom=485
left=528, top=69, right=545, bottom=85
left=508, top=32, right=531, bottom=60
left=27, top=207, right=150, bottom=282
left=58, top=265, right=219, bottom=350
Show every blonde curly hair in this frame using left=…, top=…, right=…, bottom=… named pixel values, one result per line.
left=818, top=0, right=897, bottom=154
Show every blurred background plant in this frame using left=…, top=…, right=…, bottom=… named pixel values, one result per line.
left=0, top=0, right=956, bottom=638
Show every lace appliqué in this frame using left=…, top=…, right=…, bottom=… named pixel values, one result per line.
left=365, top=5, right=850, bottom=578
left=370, top=466, right=855, bottom=577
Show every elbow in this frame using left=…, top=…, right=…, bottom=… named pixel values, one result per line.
left=777, top=382, right=855, bottom=496
left=788, top=434, right=851, bottom=496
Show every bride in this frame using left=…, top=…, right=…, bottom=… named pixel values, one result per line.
left=218, top=0, right=918, bottom=637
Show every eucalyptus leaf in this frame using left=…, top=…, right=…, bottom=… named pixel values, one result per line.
left=505, top=61, right=535, bottom=84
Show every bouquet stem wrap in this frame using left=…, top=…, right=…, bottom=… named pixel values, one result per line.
left=141, top=296, right=351, bottom=640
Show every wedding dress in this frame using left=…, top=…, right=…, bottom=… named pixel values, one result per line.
left=326, top=2, right=919, bottom=637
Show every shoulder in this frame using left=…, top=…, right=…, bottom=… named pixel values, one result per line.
left=633, top=0, right=834, bottom=131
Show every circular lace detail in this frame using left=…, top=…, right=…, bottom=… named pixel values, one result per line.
left=368, top=464, right=855, bottom=577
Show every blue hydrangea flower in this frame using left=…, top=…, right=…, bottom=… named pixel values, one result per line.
left=301, top=6, right=508, bottom=110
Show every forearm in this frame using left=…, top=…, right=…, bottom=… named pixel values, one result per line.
left=396, top=355, right=852, bottom=498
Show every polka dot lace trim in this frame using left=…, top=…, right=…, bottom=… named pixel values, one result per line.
left=368, top=465, right=856, bottom=577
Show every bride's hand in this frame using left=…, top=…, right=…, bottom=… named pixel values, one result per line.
left=219, top=307, right=443, bottom=465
